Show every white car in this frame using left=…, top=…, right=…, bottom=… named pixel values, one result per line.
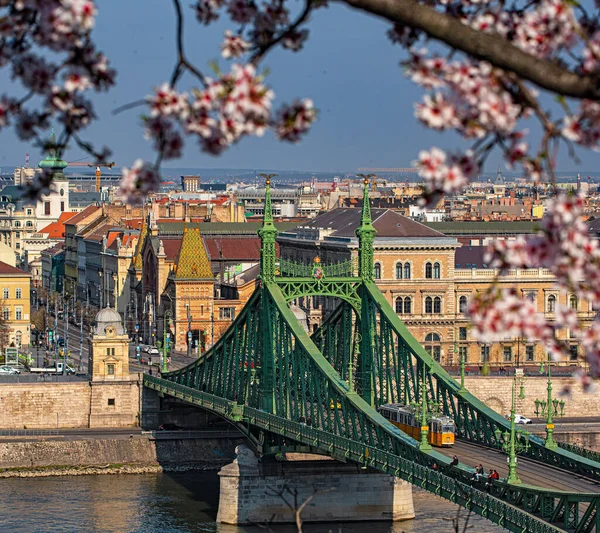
left=0, top=365, right=20, bottom=375
left=505, top=413, right=532, bottom=424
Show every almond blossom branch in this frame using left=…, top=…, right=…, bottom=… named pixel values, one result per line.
left=250, top=0, right=313, bottom=65
left=340, top=0, right=600, bottom=100
left=171, top=0, right=207, bottom=87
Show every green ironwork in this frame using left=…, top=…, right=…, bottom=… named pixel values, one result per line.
left=162, top=309, right=172, bottom=374
left=356, top=175, right=376, bottom=281
left=258, top=173, right=278, bottom=283
left=536, top=356, right=565, bottom=450
left=419, top=365, right=432, bottom=452
left=148, top=180, right=600, bottom=533
left=494, top=375, right=531, bottom=484
left=278, top=257, right=357, bottom=278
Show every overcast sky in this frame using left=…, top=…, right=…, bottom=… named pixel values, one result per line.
left=0, top=0, right=595, bottom=174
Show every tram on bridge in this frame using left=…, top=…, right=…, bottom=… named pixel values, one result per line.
left=378, top=403, right=455, bottom=447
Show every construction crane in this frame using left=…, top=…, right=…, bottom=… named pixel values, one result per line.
left=68, top=161, right=116, bottom=192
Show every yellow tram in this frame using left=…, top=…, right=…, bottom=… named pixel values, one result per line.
left=378, top=403, right=455, bottom=447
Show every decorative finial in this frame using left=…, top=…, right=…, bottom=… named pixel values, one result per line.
left=314, top=256, right=321, bottom=264
left=258, top=172, right=279, bottom=283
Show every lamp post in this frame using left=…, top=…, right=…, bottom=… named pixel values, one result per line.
left=458, top=338, right=466, bottom=393
left=418, top=365, right=432, bottom=452
left=162, top=309, right=172, bottom=374
left=535, top=354, right=566, bottom=450
left=494, top=373, right=529, bottom=484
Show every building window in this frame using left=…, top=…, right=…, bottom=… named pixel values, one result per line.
left=425, top=333, right=441, bottom=362
left=526, top=345, right=535, bottom=361
left=526, top=292, right=536, bottom=302
left=15, top=307, right=22, bottom=320
left=480, top=344, right=490, bottom=362
left=396, top=263, right=403, bottom=279
left=459, top=296, right=468, bottom=314
left=106, top=348, right=115, bottom=356
left=433, top=262, right=441, bottom=279
left=459, top=327, right=467, bottom=341
left=15, top=331, right=21, bottom=346
left=433, top=296, right=441, bottom=314
left=15, top=288, right=21, bottom=299
left=219, top=307, right=236, bottom=320
left=547, top=294, right=557, bottom=313
left=26, top=221, right=33, bottom=227
left=404, top=263, right=411, bottom=279
left=459, top=345, right=468, bottom=363
left=26, top=209, right=31, bottom=215
left=2, top=308, right=8, bottom=320
left=3, top=288, right=8, bottom=299
left=374, top=263, right=381, bottom=279
left=44, top=202, right=51, bottom=215
left=403, top=297, right=412, bottom=314
left=107, top=364, right=115, bottom=375
left=395, top=297, right=403, bottom=313
left=569, top=345, right=578, bottom=361
left=425, top=262, right=433, bottom=279
left=107, top=398, right=115, bottom=406
left=425, top=296, right=433, bottom=313
left=60, top=201, right=65, bottom=212
left=569, top=295, right=578, bottom=310
left=503, top=346, right=512, bottom=362
left=15, top=243, right=20, bottom=250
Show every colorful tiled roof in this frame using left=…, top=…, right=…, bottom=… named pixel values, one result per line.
left=39, top=212, right=77, bottom=238
left=133, top=214, right=148, bottom=269
left=174, top=226, right=213, bottom=279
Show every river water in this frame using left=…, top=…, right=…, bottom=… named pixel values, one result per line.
left=1, top=471, right=505, bottom=533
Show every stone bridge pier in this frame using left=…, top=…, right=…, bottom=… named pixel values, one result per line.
left=217, top=445, right=415, bottom=525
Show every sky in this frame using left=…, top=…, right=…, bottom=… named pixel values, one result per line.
left=0, top=0, right=597, bottom=174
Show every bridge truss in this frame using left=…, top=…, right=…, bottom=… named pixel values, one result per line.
left=145, top=177, right=600, bottom=533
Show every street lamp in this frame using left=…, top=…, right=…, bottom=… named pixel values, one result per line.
left=418, top=365, right=432, bottom=452
left=534, top=354, right=566, bottom=449
left=494, top=373, right=529, bottom=484
left=162, top=309, right=172, bottom=374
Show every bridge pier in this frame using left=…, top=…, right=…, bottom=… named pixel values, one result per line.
left=216, top=445, right=415, bottom=525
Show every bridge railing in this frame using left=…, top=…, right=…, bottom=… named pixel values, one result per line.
left=558, top=441, right=600, bottom=464
left=278, top=257, right=357, bottom=278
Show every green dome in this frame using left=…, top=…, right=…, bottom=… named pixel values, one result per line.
left=38, top=126, right=68, bottom=171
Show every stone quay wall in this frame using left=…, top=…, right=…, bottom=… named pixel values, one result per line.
left=461, top=376, right=596, bottom=418
left=0, top=378, right=142, bottom=429
left=217, top=447, right=415, bottom=525
left=0, top=436, right=244, bottom=474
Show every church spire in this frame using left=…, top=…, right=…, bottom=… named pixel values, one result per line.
left=356, top=174, right=376, bottom=281
left=258, top=173, right=278, bottom=283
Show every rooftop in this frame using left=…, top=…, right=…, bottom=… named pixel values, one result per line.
left=0, top=261, right=29, bottom=276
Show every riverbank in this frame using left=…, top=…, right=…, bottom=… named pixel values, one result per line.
left=0, top=461, right=226, bottom=478
left=0, top=435, right=245, bottom=477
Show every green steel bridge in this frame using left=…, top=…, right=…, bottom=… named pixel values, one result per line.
left=144, top=178, right=600, bottom=533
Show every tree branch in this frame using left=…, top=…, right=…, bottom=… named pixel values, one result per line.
left=171, top=0, right=207, bottom=87
left=339, top=0, right=600, bottom=100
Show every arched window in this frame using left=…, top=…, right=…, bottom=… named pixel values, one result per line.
left=459, top=295, right=468, bottom=314
left=395, top=297, right=403, bottom=313
left=569, top=295, right=578, bottom=310
left=396, top=263, right=403, bottom=279
left=526, top=292, right=536, bottom=302
left=374, top=263, right=381, bottom=280
left=425, top=262, right=433, bottom=279
left=425, top=296, right=433, bottom=313
left=433, top=296, right=442, bottom=314
left=25, top=221, right=33, bottom=227
left=433, top=262, right=441, bottom=279
left=547, top=294, right=557, bottom=313
left=15, top=331, right=22, bottom=346
left=403, top=297, right=412, bottom=314
left=14, top=221, right=20, bottom=228
left=425, top=333, right=441, bottom=362
left=404, top=263, right=411, bottom=279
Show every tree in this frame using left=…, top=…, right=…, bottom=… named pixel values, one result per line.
left=1, top=1, right=600, bottom=381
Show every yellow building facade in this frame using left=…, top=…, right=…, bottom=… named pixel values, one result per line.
left=0, top=261, right=32, bottom=348
left=279, top=208, right=591, bottom=368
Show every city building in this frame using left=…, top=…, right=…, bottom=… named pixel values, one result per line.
left=0, top=261, right=32, bottom=348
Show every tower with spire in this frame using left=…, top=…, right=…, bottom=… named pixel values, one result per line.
left=356, top=176, right=376, bottom=281
left=258, top=174, right=278, bottom=283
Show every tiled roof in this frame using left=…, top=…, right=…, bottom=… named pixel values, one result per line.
left=65, top=204, right=101, bottom=226
left=174, top=227, right=213, bottom=279
left=161, top=237, right=183, bottom=261
left=39, top=211, right=78, bottom=238
left=455, top=246, right=488, bottom=268
left=40, top=242, right=65, bottom=256
left=204, top=237, right=266, bottom=261
left=83, top=223, right=120, bottom=243
left=0, top=261, right=29, bottom=276
left=296, top=208, right=445, bottom=238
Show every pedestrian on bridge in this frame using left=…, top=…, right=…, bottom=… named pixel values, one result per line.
left=450, top=455, right=459, bottom=467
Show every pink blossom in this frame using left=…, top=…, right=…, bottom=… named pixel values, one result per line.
left=275, top=99, right=316, bottom=142
left=221, top=31, right=250, bottom=59
left=120, top=160, right=161, bottom=205
left=148, top=83, right=188, bottom=118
